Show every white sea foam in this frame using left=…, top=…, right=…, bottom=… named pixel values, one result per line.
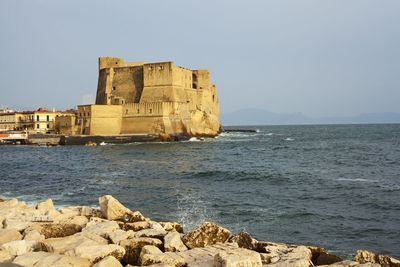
left=285, top=137, right=294, bottom=141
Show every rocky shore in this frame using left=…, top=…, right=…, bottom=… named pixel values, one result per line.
left=0, top=195, right=399, bottom=267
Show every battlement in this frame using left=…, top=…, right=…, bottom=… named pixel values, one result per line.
left=98, top=57, right=144, bottom=70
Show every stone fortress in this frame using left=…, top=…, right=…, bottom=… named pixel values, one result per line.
left=76, top=57, right=220, bottom=139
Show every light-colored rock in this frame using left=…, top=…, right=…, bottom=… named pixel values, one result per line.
left=229, top=232, right=259, bottom=251
left=164, top=231, right=188, bottom=252
left=3, top=219, right=33, bottom=232
left=354, top=250, right=400, bottom=266
left=140, top=252, right=186, bottom=267
left=308, top=246, right=342, bottom=265
left=0, top=198, right=19, bottom=209
left=23, top=230, right=45, bottom=241
left=144, top=264, right=176, bottom=267
left=182, top=222, right=231, bottom=249
left=0, top=250, right=14, bottom=262
left=39, top=232, right=108, bottom=254
left=141, top=245, right=163, bottom=255
left=13, top=251, right=91, bottom=267
left=59, top=206, right=102, bottom=217
left=24, top=223, right=82, bottom=239
left=93, top=255, right=123, bottom=267
left=150, top=221, right=166, bottom=231
left=258, top=242, right=313, bottom=266
left=119, top=237, right=163, bottom=265
left=35, top=199, right=54, bottom=214
left=67, top=244, right=125, bottom=263
left=214, top=248, right=262, bottom=267
left=135, top=228, right=168, bottom=239
left=99, top=195, right=144, bottom=221
left=139, top=245, right=164, bottom=264
left=260, top=253, right=280, bottom=264
left=265, top=258, right=314, bottom=267
left=160, top=222, right=184, bottom=233
left=123, top=221, right=152, bottom=231
left=0, top=229, right=23, bottom=246
left=82, top=220, right=120, bottom=238
left=45, top=209, right=61, bottom=221
left=1, top=240, right=37, bottom=257
left=109, top=229, right=136, bottom=245
left=318, top=260, right=381, bottom=266
left=63, top=215, right=89, bottom=227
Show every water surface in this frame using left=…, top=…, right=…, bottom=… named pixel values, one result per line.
left=1, top=124, right=399, bottom=258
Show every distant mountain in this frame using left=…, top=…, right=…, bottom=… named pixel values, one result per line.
left=221, top=109, right=400, bottom=126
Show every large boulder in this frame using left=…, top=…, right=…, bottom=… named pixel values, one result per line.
left=258, top=242, right=313, bottom=266
left=164, top=231, right=188, bottom=252
left=60, top=215, right=89, bottom=228
left=159, top=222, right=184, bottom=233
left=119, top=237, right=163, bottom=265
left=214, top=248, right=262, bottom=267
left=13, top=251, right=91, bottom=267
left=308, top=246, right=342, bottom=265
left=24, top=223, right=82, bottom=239
left=82, top=219, right=120, bottom=238
left=1, top=240, right=38, bottom=257
left=0, top=229, right=23, bottom=246
left=123, top=221, right=152, bottom=231
left=135, top=228, right=168, bottom=239
left=39, top=232, right=108, bottom=254
left=182, top=222, right=231, bottom=249
left=354, top=250, right=400, bottom=266
left=99, top=195, right=145, bottom=222
left=140, top=251, right=186, bottom=267
left=229, top=232, right=259, bottom=251
left=265, top=258, right=314, bottom=267
left=35, top=199, right=54, bottom=214
left=3, top=219, right=34, bottom=232
left=109, top=229, right=136, bottom=245
left=66, top=244, right=125, bottom=263
left=93, top=255, right=123, bottom=267
left=0, top=250, right=14, bottom=262
left=317, top=260, right=381, bottom=266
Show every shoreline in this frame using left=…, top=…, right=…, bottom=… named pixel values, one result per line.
left=0, top=195, right=399, bottom=267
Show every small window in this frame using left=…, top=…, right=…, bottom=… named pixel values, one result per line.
left=113, top=86, right=116, bottom=91
left=36, top=124, right=39, bottom=129
left=47, top=124, right=49, bottom=129
left=36, top=115, right=39, bottom=121
left=46, top=115, right=49, bottom=121
left=126, top=109, right=128, bottom=114
left=158, top=65, right=164, bottom=70
left=149, top=109, right=152, bottom=114
left=137, top=109, right=140, bottom=114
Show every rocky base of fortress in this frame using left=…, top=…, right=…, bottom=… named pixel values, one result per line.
left=0, top=195, right=399, bottom=267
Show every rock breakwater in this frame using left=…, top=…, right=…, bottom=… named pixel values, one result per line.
left=0, top=195, right=399, bottom=267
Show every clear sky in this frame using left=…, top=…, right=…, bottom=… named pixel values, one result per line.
left=1, top=0, right=399, bottom=117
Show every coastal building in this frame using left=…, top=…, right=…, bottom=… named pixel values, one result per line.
left=74, top=57, right=220, bottom=137
left=0, top=108, right=75, bottom=134
left=0, top=111, right=21, bottom=132
left=32, top=108, right=75, bottom=134
left=55, top=112, right=77, bottom=135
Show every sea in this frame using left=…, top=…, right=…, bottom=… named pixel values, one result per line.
left=0, top=124, right=399, bottom=259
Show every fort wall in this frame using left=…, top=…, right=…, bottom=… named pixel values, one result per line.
left=77, top=57, right=220, bottom=137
